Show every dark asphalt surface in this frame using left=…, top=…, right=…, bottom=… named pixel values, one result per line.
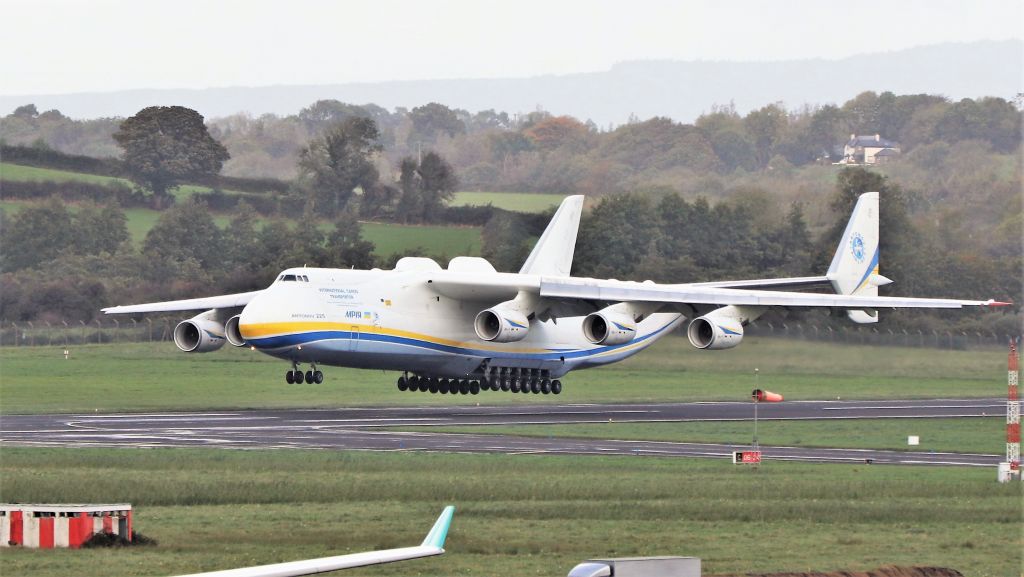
left=0, top=398, right=1004, bottom=467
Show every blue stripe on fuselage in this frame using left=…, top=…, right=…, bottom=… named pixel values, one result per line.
left=248, top=320, right=677, bottom=361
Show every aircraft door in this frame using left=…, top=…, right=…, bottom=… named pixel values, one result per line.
left=349, top=326, right=360, bottom=351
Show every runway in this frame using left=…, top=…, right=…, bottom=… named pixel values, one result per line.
left=0, top=398, right=1003, bottom=467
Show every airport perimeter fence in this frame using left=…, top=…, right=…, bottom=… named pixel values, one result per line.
left=0, top=318, right=1017, bottom=351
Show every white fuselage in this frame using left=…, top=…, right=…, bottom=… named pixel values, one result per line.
left=238, top=266, right=684, bottom=379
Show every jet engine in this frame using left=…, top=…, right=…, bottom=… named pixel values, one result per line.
left=474, top=302, right=530, bottom=343
left=173, top=310, right=227, bottom=353
left=687, top=311, right=744, bottom=350
left=224, top=314, right=246, bottom=347
left=582, top=310, right=636, bottom=345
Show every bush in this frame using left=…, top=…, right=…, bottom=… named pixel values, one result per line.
left=1, top=144, right=123, bottom=176
left=192, top=190, right=279, bottom=216
left=81, top=530, right=157, bottom=548
left=0, top=180, right=147, bottom=207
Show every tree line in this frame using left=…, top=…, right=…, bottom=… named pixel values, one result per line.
left=3, top=92, right=1019, bottom=194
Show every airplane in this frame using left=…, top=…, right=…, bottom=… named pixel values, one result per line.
left=103, top=192, right=1008, bottom=395
left=177, top=505, right=453, bottom=577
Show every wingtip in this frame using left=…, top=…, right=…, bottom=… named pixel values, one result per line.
left=421, top=505, right=455, bottom=549
left=986, top=299, right=1013, bottom=307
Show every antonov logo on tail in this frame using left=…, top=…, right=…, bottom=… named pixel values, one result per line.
left=850, top=232, right=866, bottom=262
left=103, top=193, right=1008, bottom=394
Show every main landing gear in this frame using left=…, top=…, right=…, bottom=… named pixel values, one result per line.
left=286, top=361, right=324, bottom=384
left=395, top=372, right=561, bottom=395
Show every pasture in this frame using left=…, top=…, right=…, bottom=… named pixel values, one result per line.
left=0, top=448, right=1019, bottom=576
left=0, top=337, right=1006, bottom=415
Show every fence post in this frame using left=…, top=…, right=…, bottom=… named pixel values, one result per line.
left=27, top=321, right=34, bottom=346
left=94, top=319, right=102, bottom=343
left=130, top=318, right=137, bottom=343
left=45, top=321, right=52, bottom=346
left=62, top=320, right=69, bottom=346
left=146, top=318, right=153, bottom=342
left=112, top=319, right=120, bottom=343
left=79, top=320, right=86, bottom=343
left=12, top=322, right=19, bottom=347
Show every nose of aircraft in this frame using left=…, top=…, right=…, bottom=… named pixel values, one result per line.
left=238, top=291, right=272, bottom=344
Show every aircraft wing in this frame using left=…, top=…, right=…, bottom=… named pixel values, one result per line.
left=687, top=275, right=833, bottom=291
left=539, top=277, right=1007, bottom=310
left=102, top=291, right=263, bottom=314
left=175, top=506, right=454, bottom=577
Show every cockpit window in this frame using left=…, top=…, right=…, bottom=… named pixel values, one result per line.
left=282, top=274, right=297, bottom=281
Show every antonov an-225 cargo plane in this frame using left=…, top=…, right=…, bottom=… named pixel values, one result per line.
left=104, top=193, right=1007, bottom=395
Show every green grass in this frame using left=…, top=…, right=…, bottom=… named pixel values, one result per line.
left=0, top=337, right=1007, bottom=415
left=451, top=191, right=566, bottom=212
left=1, top=162, right=130, bottom=186
left=0, top=162, right=241, bottom=199
left=421, top=417, right=1005, bottom=455
left=0, top=448, right=1019, bottom=576
left=361, top=222, right=481, bottom=257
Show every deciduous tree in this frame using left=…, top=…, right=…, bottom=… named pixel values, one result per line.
left=113, top=106, right=229, bottom=209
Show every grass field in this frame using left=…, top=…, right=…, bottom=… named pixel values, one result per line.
left=0, top=337, right=1006, bottom=415
left=421, top=417, right=1005, bottom=455
left=1, top=164, right=561, bottom=214
left=450, top=191, right=565, bottom=212
left=0, top=448, right=1019, bottom=577
left=0, top=162, right=243, bottom=198
left=361, top=222, right=481, bottom=257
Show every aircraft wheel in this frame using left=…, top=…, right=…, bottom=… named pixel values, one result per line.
left=470, top=381, right=480, bottom=395
left=418, top=378, right=429, bottom=392
left=500, top=378, right=510, bottom=392
left=551, top=380, right=562, bottom=395
left=305, top=370, right=315, bottom=384
left=438, top=379, right=450, bottom=394
left=294, top=370, right=305, bottom=384
left=459, top=380, right=470, bottom=395
left=530, top=380, right=541, bottom=394
left=428, top=379, right=439, bottom=394
left=314, top=370, right=324, bottom=384
left=541, top=379, right=551, bottom=394
left=397, top=376, right=408, bottom=391
left=285, top=370, right=295, bottom=384
left=509, top=379, right=520, bottom=393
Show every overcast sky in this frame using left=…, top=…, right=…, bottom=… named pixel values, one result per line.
left=2, top=0, right=1021, bottom=95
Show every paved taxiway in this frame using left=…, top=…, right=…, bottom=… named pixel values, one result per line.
left=0, top=398, right=1002, bottom=467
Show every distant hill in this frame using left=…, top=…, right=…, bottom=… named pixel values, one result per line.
left=2, top=40, right=1020, bottom=125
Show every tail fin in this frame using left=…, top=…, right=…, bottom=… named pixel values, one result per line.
left=826, top=191, right=892, bottom=324
left=519, top=195, right=584, bottom=277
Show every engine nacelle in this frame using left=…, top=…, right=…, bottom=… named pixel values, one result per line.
left=173, top=313, right=227, bottom=353
left=583, top=311, right=636, bottom=345
left=687, top=314, right=744, bottom=350
left=474, top=303, right=530, bottom=343
left=224, top=314, right=246, bottom=347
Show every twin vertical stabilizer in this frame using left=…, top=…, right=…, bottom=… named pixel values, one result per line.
left=826, top=192, right=892, bottom=323
left=519, top=195, right=585, bottom=277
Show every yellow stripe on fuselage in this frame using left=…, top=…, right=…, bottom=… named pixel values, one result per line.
left=239, top=321, right=560, bottom=354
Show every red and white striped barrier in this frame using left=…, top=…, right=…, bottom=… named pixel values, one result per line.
left=1, top=504, right=132, bottom=549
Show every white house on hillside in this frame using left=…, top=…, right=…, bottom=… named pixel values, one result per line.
left=840, top=134, right=900, bottom=165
